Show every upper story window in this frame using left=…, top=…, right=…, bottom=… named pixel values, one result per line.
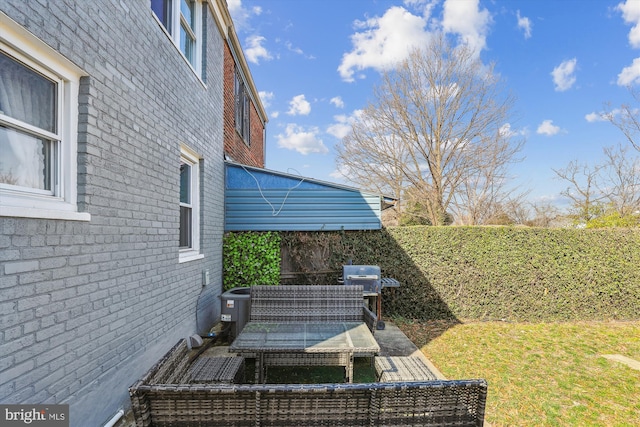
left=0, top=13, right=88, bottom=221
left=151, top=0, right=202, bottom=76
left=234, top=68, right=251, bottom=145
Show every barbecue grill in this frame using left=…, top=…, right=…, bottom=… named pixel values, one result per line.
left=339, top=264, right=399, bottom=330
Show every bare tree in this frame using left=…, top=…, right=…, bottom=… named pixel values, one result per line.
left=452, top=130, right=527, bottom=225
left=606, top=88, right=640, bottom=153
left=553, top=161, right=604, bottom=224
left=527, top=201, right=561, bottom=227
left=335, top=33, right=525, bottom=225
left=337, top=116, right=409, bottom=218
left=598, top=144, right=640, bottom=216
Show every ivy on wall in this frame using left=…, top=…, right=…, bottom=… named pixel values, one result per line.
left=222, top=231, right=281, bottom=290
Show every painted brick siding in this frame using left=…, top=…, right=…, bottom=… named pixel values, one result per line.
left=0, top=1, right=225, bottom=425
left=223, top=42, right=265, bottom=167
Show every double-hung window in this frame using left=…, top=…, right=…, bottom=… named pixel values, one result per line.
left=0, top=13, right=88, bottom=221
left=234, top=68, right=251, bottom=145
left=179, top=146, right=202, bottom=262
left=151, top=0, right=202, bottom=77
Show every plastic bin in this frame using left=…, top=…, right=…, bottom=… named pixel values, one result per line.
left=220, top=287, right=251, bottom=340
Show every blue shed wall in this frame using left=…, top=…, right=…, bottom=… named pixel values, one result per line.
left=225, top=164, right=382, bottom=231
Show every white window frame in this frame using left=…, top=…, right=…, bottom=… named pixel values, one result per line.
left=0, top=12, right=89, bottom=221
left=151, top=0, right=203, bottom=79
left=179, top=145, right=203, bottom=263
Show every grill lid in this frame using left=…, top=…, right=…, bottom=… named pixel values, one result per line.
left=342, top=265, right=381, bottom=279
left=342, top=265, right=381, bottom=294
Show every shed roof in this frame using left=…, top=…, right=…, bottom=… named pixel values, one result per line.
left=224, top=162, right=396, bottom=231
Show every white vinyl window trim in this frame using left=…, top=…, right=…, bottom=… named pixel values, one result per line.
left=179, top=145, right=203, bottom=263
left=150, top=0, right=203, bottom=80
left=0, top=12, right=89, bottom=221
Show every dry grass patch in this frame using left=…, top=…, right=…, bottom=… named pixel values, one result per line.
left=398, top=319, right=640, bottom=426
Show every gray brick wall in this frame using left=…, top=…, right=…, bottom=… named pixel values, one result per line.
left=0, top=1, right=226, bottom=425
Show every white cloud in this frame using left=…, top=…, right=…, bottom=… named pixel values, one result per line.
left=227, top=0, right=242, bottom=17
left=617, top=1, right=640, bottom=86
left=287, top=94, right=311, bottom=116
left=536, top=119, right=561, bottom=136
left=285, top=41, right=304, bottom=55
left=327, top=114, right=355, bottom=139
left=585, top=112, right=606, bottom=122
left=586, top=108, right=623, bottom=122
left=329, top=164, right=352, bottom=180
left=338, top=6, right=431, bottom=82
left=330, top=97, right=345, bottom=108
left=403, top=0, right=435, bottom=10
left=337, top=0, right=492, bottom=82
left=276, top=124, right=328, bottom=155
left=499, top=123, right=525, bottom=137
left=328, top=110, right=364, bottom=140
left=499, top=123, right=514, bottom=137
left=258, top=91, right=274, bottom=109
left=516, top=10, right=532, bottom=39
left=617, top=57, right=640, bottom=85
left=441, top=0, right=491, bottom=55
left=244, top=35, right=272, bottom=64
left=617, top=0, right=640, bottom=48
left=551, top=58, right=577, bottom=91
left=227, top=0, right=260, bottom=31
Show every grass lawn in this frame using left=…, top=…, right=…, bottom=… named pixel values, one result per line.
left=398, top=319, right=640, bottom=426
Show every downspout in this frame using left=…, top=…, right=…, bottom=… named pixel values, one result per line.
left=103, top=409, right=124, bottom=427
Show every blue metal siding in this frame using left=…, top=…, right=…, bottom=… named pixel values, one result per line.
left=224, top=164, right=382, bottom=231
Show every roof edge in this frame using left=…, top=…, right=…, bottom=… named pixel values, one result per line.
left=224, top=160, right=398, bottom=207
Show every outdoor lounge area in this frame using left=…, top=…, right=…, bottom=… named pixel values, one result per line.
left=129, top=286, right=488, bottom=426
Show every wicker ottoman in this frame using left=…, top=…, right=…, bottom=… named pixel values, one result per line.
left=189, top=356, right=245, bottom=384
left=375, top=356, right=437, bottom=382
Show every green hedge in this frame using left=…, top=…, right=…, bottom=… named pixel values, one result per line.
left=279, top=227, right=640, bottom=322
left=223, top=231, right=281, bottom=290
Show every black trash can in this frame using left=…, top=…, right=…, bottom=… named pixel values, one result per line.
left=220, top=287, right=251, bottom=340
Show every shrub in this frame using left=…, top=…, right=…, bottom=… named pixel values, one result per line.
left=223, top=231, right=281, bottom=290
left=278, top=227, right=640, bottom=322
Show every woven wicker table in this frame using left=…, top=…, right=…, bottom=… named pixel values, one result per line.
left=230, top=322, right=379, bottom=383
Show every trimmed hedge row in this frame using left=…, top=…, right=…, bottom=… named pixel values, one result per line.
left=280, top=227, right=640, bottom=322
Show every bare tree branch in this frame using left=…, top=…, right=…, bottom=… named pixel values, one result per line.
left=553, top=161, right=604, bottom=223
left=335, top=33, right=525, bottom=225
left=599, top=144, right=640, bottom=216
left=606, top=87, right=640, bottom=153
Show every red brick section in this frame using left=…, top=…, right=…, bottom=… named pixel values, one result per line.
left=223, top=43, right=265, bottom=168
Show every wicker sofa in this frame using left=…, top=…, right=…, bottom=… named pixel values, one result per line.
left=248, top=284, right=378, bottom=331
left=130, top=339, right=488, bottom=426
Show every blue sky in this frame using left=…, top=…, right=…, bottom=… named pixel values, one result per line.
left=228, top=0, right=640, bottom=207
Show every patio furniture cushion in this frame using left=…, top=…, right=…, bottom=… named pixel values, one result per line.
left=375, top=356, right=438, bottom=382
left=189, top=356, right=245, bottom=384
